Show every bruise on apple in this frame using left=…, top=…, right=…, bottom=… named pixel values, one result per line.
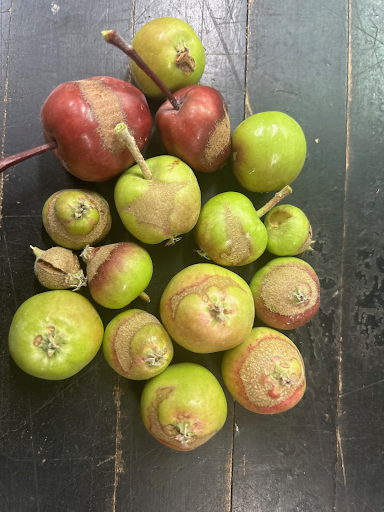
left=78, top=79, right=127, bottom=154
left=43, top=190, right=111, bottom=250
left=204, top=111, right=231, bottom=167
left=219, top=205, right=252, bottom=265
left=145, top=387, right=216, bottom=451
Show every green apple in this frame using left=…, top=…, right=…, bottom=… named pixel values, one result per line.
left=114, top=123, right=201, bottom=245
left=160, top=263, right=255, bottom=353
left=232, top=112, right=307, bottom=193
left=131, top=17, right=205, bottom=99
left=195, top=186, right=292, bottom=266
left=141, top=362, right=227, bottom=451
left=264, top=204, right=313, bottom=256
left=103, top=309, right=173, bottom=380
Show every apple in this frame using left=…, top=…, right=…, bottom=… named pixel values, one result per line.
left=264, top=204, right=313, bottom=256
left=0, top=77, right=152, bottom=182
left=81, top=242, right=153, bottom=309
left=155, top=85, right=231, bottom=173
left=160, top=263, right=255, bottom=353
left=222, top=327, right=306, bottom=414
left=114, top=123, right=201, bottom=245
left=195, top=186, right=292, bottom=266
left=30, top=246, right=86, bottom=291
left=103, top=309, right=173, bottom=380
left=141, top=362, right=227, bottom=451
left=232, top=111, right=307, bottom=192
left=129, top=17, right=205, bottom=99
left=249, top=257, right=320, bottom=330
left=103, top=31, right=231, bottom=173
left=42, top=189, right=112, bottom=250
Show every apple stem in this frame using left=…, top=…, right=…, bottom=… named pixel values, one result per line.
left=256, top=185, right=292, bottom=218
left=102, top=30, right=180, bottom=111
left=139, top=291, right=151, bottom=303
left=0, top=140, right=57, bottom=174
left=114, top=123, right=153, bottom=180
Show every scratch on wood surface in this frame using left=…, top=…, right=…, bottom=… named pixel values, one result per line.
left=244, top=89, right=253, bottom=118
left=225, top=401, right=236, bottom=512
left=243, top=454, right=246, bottom=476
left=112, top=378, right=124, bottom=512
left=0, top=3, right=12, bottom=230
left=244, top=0, right=252, bottom=119
left=335, top=0, right=353, bottom=508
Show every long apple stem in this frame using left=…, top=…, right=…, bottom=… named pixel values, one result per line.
left=256, top=185, right=292, bottom=218
left=114, top=123, right=152, bottom=180
left=0, top=141, right=57, bottom=174
left=102, top=30, right=180, bottom=111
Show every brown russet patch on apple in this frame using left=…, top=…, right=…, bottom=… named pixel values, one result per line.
left=170, top=275, right=242, bottom=318
left=175, top=47, right=195, bottom=76
left=240, top=337, right=305, bottom=408
left=85, top=243, right=116, bottom=282
left=114, top=311, right=160, bottom=373
left=45, top=190, right=111, bottom=249
left=34, top=247, right=82, bottom=290
left=123, top=179, right=187, bottom=235
left=220, top=205, right=252, bottom=265
left=293, top=225, right=313, bottom=255
left=147, top=387, right=216, bottom=450
left=261, top=264, right=319, bottom=317
left=204, top=111, right=231, bottom=165
left=78, top=79, right=127, bottom=154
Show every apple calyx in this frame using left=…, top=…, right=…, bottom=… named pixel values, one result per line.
left=266, top=356, right=301, bottom=398
left=54, top=190, right=100, bottom=235
left=33, top=325, right=65, bottom=359
left=174, top=422, right=194, bottom=446
left=115, top=123, right=153, bottom=180
left=207, top=296, right=233, bottom=323
left=195, top=249, right=211, bottom=260
left=256, top=185, right=292, bottom=218
left=290, top=284, right=311, bottom=306
left=103, top=30, right=180, bottom=111
left=143, top=347, right=168, bottom=367
left=0, top=140, right=57, bottom=175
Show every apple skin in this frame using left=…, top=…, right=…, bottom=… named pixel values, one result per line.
left=156, top=85, right=231, bottom=173
left=131, top=17, right=205, bottom=99
left=41, top=76, right=152, bottom=182
left=195, top=191, right=267, bottom=266
left=232, top=112, right=307, bottom=193
left=103, top=309, right=173, bottom=380
left=264, top=204, right=312, bottom=256
left=141, top=362, right=227, bottom=451
left=82, top=242, right=153, bottom=309
left=160, top=263, right=255, bottom=353
left=249, top=257, right=320, bottom=330
left=114, top=155, right=201, bottom=244
left=222, top=327, right=306, bottom=414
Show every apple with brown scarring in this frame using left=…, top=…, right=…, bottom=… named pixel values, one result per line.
left=222, top=327, right=306, bottom=414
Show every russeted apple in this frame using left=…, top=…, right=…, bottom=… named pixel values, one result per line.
left=103, top=30, right=231, bottom=173
left=222, top=327, right=306, bottom=414
left=0, top=77, right=152, bottom=182
left=160, top=263, right=255, bottom=353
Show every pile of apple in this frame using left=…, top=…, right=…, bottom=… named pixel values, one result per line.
left=5, top=17, right=320, bottom=452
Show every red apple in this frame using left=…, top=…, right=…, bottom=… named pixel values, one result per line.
left=0, top=76, right=152, bottom=182
left=155, top=85, right=231, bottom=173
left=222, top=327, right=306, bottom=414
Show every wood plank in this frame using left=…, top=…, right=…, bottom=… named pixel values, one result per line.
left=231, top=1, right=349, bottom=510
left=336, top=1, right=384, bottom=510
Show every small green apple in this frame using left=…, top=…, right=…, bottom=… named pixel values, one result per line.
left=141, top=362, right=227, bottom=451
left=264, top=204, right=313, bottom=256
left=103, top=309, right=173, bottom=380
left=232, top=112, right=307, bottom=193
left=131, top=17, right=205, bottom=99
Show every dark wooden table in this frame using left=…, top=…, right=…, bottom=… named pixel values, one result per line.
left=1, top=1, right=383, bottom=511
